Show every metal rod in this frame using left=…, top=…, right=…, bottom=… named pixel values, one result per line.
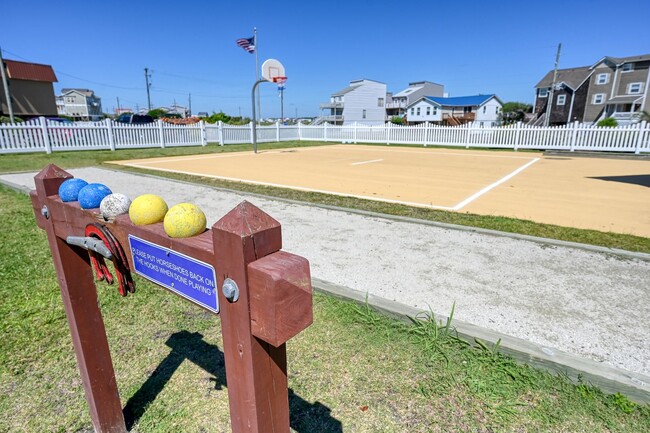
left=251, top=80, right=266, bottom=154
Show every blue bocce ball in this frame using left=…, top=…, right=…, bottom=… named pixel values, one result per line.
left=58, top=178, right=89, bottom=202
left=78, top=183, right=113, bottom=209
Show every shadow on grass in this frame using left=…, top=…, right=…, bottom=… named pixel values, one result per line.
left=123, top=331, right=342, bottom=432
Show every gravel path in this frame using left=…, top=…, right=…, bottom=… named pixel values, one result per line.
left=3, top=167, right=649, bottom=377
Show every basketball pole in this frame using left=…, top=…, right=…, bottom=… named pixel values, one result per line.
left=251, top=79, right=266, bottom=154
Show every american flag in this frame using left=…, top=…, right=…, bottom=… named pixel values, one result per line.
left=236, top=37, right=255, bottom=53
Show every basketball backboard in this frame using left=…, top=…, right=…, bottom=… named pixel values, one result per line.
left=261, top=59, right=286, bottom=82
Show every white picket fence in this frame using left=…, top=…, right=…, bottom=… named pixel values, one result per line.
left=1, top=117, right=649, bottom=154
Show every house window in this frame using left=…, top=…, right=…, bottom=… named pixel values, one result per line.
left=596, top=73, right=609, bottom=85
left=378, top=98, right=384, bottom=107
left=483, top=106, right=486, bottom=114
left=621, top=63, right=634, bottom=72
left=426, top=107, right=430, bottom=116
left=592, top=94, right=605, bottom=105
left=416, top=107, right=420, bottom=115
left=538, top=88, right=548, bottom=97
left=495, top=106, right=499, bottom=114
left=627, top=82, right=643, bottom=94
left=410, top=108, right=414, bottom=116
left=433, top=107, right=437, bottom=115
left=362, top=109, right=366, bottom=119
left=557, top=95, right=566, bottom=106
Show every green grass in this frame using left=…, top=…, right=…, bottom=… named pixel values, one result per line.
left=1, top=185, right=649, bottom=432
left=1, top=141, right=647, bottom=253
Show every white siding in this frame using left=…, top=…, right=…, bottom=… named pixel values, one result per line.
left=342, top=80, right=387, bottom=125
left=406, top=99, right=441, bottom=122
left=475, top=97, right=502, bottom=126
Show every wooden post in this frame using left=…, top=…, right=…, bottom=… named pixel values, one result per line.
left=212, top=202, right=289, bottom=433
left=200, top=120, right=207, bottom=146
left=634, top=120, right=646, bottom=155
left=32, top=165, right=126, bottom=433
left=40, top=116, right=52, bottom=154
left=106, top=118, right=116, bottom=151
left=158, top=119, right=165, bottom=148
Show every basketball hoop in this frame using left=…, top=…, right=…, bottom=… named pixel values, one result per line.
left=274, top=76, right=287, bottom=90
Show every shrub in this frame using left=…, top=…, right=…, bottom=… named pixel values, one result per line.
left=597, top=117, right=618, bottom=127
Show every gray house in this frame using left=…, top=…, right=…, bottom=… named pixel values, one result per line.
left=318, top=79, right=387, bottom=125
left=533, top=53, right=650, bottom=125
left=57, top=88, right=103, bottom=121
left=386, top=81, right=445, bottom=118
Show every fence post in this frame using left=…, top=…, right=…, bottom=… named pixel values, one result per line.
left=105, top=119, right=116, bottom=151
left=424, top=122, right=429, bottom=147
left=386, top=121, right=391, bottom=145
left=634, top=120, right=647, bottom=155
left=249, top=121, right=254, bottom=145
left=218, top=121, right=224, bottom=146
left=158, top=119, right=165, bottom=148
left=276, top=121, right=280, bottom=142
left=298, top=121, right=302, bottom=141
left=570, top=121, right=579, bottom=152
left=200, top=120, right=207, bottom=146
left=353, top=122, right=358, bottom=144
left=324, top=122, right=328, bottom=142
left=464, top=123, right=471, bottom=149
left=39, top=116, right=52, bottom=154
left=514, top=122, right=521, bottom=151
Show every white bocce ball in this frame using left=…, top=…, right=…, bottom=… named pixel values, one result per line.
left=100, top=193, right=132, bottom=220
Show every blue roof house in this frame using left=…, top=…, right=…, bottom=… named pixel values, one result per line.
left=405, top=94, right=503, bottom=126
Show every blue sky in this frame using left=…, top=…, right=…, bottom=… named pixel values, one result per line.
left=2, top=0, right=649, bottom=118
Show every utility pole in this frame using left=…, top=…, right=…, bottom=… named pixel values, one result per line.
left=544, top=43, right=562, bottom=127
left=144, top=67, right=152, bottom=111
left=0, top=46, right=15, bottom=122
left=188, top=93, right=192, bottom=117
left=116, top=97, right=121, bottom=115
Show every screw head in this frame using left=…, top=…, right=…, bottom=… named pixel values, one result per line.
left=222, top=278, right=239, bottom=303
left=41, top=205, right=49, bottom=219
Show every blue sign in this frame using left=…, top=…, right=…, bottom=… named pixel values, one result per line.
left=128, top=235, right=218, bottom=314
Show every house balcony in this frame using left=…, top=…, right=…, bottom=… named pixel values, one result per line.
left=320, top=102, right=344, bottom=110
left=321, top=115, right=344, bottom=123
left=443, top=113, right=475, bottom=121
left=385, top=101, right=407, bottom=109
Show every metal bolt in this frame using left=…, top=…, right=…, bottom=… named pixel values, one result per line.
left=222, top=278, right=239, bottom=303
left=41, top=205, right=49, bottom=219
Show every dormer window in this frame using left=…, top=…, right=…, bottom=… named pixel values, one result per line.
left=621, top=63, right=634, bottom=72
left=596, top=73, right=609, bottom=85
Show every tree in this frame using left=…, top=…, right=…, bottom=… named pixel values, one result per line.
left=597, top=117, right=618, bottom=127
left=501, top=102, right=533, bottom=125
left=390, top=116, right=405, bottom=125
left=204, top=111, right=232, bottom=124
left=147, top=108, right=168, bottom=119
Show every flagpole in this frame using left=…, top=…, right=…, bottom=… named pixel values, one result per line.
left=254, top=27, right=260, bottom=122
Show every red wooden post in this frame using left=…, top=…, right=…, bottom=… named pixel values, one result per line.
left=32, top=165, right=126, bottom=433
left=212, top=202, right=291, bottom=433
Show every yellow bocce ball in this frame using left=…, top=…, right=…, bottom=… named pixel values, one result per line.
left=129, top=194, right=169, bottom=226
left=163, top=203, right=207, bottom=238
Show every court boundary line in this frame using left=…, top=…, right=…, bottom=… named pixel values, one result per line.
left=109, top=144, right=540, bottom=166
left=451, top=158, right=541, bottom=210
left=116, top=163, right=458, bottom=210
left=116, top=155, right=541, bottom=211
